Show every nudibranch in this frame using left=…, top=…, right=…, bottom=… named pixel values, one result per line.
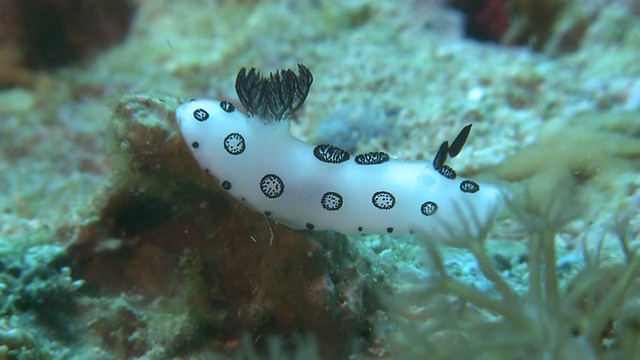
left=176, top=65, right=504, bottom=243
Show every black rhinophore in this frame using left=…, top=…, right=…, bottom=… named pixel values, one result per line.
left=433, top=124, right=472, bottom=177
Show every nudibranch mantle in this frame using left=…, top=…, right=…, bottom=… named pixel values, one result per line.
left=176, top=65, right=504, bottom=243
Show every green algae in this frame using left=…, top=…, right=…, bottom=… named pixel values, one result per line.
left=490, top=111, right=640, bottom=218
left=388, top=184, right=640, bottom=360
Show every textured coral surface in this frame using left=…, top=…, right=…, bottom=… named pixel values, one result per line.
left=0, top=0, right=639, bottom=358
left=0, top=0, right=136, bottom=87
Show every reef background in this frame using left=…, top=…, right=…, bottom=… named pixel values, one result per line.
left=0, top=0, right=639, bottom=358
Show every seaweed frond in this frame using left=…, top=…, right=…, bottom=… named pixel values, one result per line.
left=389, top=184, right=640, bottom=359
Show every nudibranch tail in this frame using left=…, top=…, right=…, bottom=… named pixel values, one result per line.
left=176, top=64, right=505, bottom=244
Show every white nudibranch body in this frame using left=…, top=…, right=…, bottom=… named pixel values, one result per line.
left=176, top=65, right=505, bottom=243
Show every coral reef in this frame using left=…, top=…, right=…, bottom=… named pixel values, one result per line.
left=0, top=244, right=82, bottom=359
left=447, top=0, right=510, bottom=42
left=0, top=0, right=136, bottom=87
left=501, top=0, right=567, bottom=51
left=60, top=93, right=378, bottom=358
left=1, top=0, right=639, bottom=358
left=448, top=0, right=640, bottom=56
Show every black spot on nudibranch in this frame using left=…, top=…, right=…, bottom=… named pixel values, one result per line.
left=313, top=144, right=350, bottom=163
left=191, top=141, right=199, bottom=149
left=386, top=227, right=394, bottom=233
left=355, top=152, right=390, bottom=165
left=193, top=108, right=209, bottom=121
left=460, top=180, right=480, bottom=193
left=265, top=211, right=272, bottom=216
left=221, top=181, right=232, bottom=190
left=260, top=174, right=284, bottom=198
left=421, top=201, right=438, bottom=216
left=358, top=226, right=363, bottom=232
left=372, top=191, right=396, bottom=210
left=306, top=223, right=315, bottom=230
left=220, top=101, right=235, bottom=113
left=224, top=133, right=246, bottom=155
left=321, top=192, right=343, bottom=211
left=438, top=165, right=457, bottom=179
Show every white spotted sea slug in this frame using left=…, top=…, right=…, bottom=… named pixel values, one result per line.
left=176, top=65, right=505, bottom=244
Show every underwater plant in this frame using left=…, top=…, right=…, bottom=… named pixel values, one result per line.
left=389, top=181, right=640, bottom=359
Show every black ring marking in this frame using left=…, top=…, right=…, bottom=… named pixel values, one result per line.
left=421, top=201, right=438, bottom=216
left=321, top=192, right=343, bottom=211
left=265, top=211, right=272, bottom=216
left=357, top=226, right=363, bottom=232
left=438, top=165, right=457, bottom=179
left=193, top=108, right=209, bottom=121
left=260, top=174, right=284, bottom=198
left=355, top=151, right=390, bottom=165
left=191, top=141, right=199, bottom=149
left=372, top=191, right=396, bottom=210
left=224, top=132, right=246, bottom=155
left=221, top=181, right=232, bottom=190
left=460, top=180, right=480, bottom=193
left=386, top=227, right=394, bottom=233
left=220, top=101, right=235, bottom=113
left=306, top=223, right=315, bottom=230
left=313, top=144, right=350, bottom=163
